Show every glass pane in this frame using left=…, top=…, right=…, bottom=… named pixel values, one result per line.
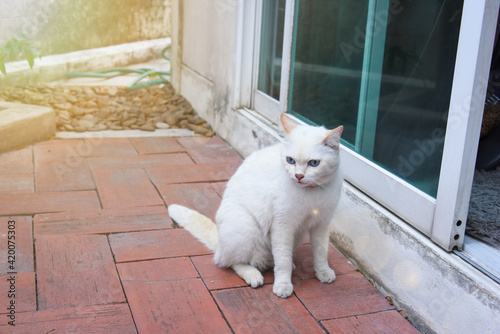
left=258, top=0, right=286, bottom=100
left=288, top=0, right=463, bottom=197
left=288, top=0, right=369, bottom=145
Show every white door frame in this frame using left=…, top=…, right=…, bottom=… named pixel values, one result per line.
left=432, top=0, right=499, bottom=250
left=252, top=0, right=295, bottom=125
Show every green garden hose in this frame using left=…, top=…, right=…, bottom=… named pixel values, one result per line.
left=66, top=45, right=171, bottom=90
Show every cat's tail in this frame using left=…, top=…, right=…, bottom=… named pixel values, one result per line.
left=167, top=204, right=218, bottom=252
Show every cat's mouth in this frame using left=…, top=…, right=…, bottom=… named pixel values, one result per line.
left=296, top=179, right=316, bottom=188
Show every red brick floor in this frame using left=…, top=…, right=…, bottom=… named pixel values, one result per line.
left=0, top=135, right=419, bottom=333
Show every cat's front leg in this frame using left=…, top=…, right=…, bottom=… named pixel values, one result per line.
left=310, top=222, right=336, bottom=283
left=271, top=227, right=295, bottom=298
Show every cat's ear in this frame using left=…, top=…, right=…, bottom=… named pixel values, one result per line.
left=280, top=113, right=300, bottom=135
left=323, top=125, right=343, bottom=150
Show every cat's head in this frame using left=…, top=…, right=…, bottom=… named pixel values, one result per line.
left=280, top=113, right=343, bottom=189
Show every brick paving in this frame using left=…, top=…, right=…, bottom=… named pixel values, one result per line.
left=0, top=135, right=419, bottom=333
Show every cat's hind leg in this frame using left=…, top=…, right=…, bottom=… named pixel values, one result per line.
left=215, top=205, right=270, bottom=288
left=232, top=263, right=264, bottom=288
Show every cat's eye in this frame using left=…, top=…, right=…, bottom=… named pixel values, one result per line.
left=286, top=157, right=296, bottom=165
left=308, top=160, right=320, bottom=167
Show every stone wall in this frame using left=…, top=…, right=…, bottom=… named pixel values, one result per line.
left=0, top=0, right=171, bottom=57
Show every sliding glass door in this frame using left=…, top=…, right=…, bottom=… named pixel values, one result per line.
left=250, top=0, right=498, bottom=250
left=288, top=0, right=462, bottom=198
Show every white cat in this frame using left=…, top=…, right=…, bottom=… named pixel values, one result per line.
left=168, top=113, right=343, bottom=298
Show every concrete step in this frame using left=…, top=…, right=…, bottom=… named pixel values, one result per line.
left=0, top=102, right=55, bottom=153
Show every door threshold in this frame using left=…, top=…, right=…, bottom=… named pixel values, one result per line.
left=454, top=235, right=500, bottom=285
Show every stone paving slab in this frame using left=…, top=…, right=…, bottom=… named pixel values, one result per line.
left=213, top=284, right=325, bottom=333
left=34, top=206, right=170, bottom=236
left=294, top=272, right=395, bottom=320
left=0, top=304, right=137, bottom=334
left=123, top=279, right=231, bottom=333
left=109, top=228, right=212, bottom=263
left=36, top=234, right=125, bottom=310
left=34, top=139, right=96, bottom=192
left=0, top=272, right=37, bottom=314
left=129, top=136, right=186, bottom=154
left=146, top=161, right=240, bottom=184
left=157, top=182, right=222, bottom=221
left=322, top=310, right=418, bottom=334
left=0, top=216, right=34, bottom=275
left=0, top=173, right=34, bottom=192
left=0, top=135, right=419, bottom=333
left=177, top=136, right=244, bottom=163
left=0, top=190, right=101, bottom=215
left=117, top=257, right=199, bottom=282
left=0, top=147, right=33, bottom=173
left=92, top=167, right=164, bottom=209
left=86, top=152, right=193, bottom=169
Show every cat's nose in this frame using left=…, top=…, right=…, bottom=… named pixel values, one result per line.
left=295, top=174, right=304, bottom=181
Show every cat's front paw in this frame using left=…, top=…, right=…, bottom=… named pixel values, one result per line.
left=315, top=268, right=336, bottom=283
left=243, top=271, right=264, bottom=288
left=273, top=282, right=294, bottom=298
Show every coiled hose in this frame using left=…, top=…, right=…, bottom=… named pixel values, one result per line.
left=66, top=45, right=171, bottom=90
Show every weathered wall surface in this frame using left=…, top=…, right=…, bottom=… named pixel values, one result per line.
left=0, top=0, right=171, bottom=56
left=333, top=183, right=500, bottom=334
left=170, top=0, right=238, bottom=131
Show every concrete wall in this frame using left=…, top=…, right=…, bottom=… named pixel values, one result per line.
left=0, top=0, right=171, bottom=56
left=334, top=183, right=500, bottom=333
left=171, top=1, right=500, bottom=333
left=171, top=0, right=238, bottom=133
left=171, top=0, right=282, bottom=155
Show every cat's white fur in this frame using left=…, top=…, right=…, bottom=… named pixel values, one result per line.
left=168, top=113, right=343, bottom=298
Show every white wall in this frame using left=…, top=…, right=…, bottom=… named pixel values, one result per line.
left=171, top=0, right=239, bottom=132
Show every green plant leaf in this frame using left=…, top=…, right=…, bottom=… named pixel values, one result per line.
left=24, top=49, right=34, bottom=68
left=0, top=37, right=41, bottom=74
left=5, top=39, right=22, bottom=61
left=23, top=42, right=40, bottom=69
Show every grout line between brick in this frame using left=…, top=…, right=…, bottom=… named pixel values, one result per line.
left=319, top=307, right=399, bottom=322
left=188, top=256, right=236, bottom=334
left=127, top=137, right=141, bottom=155
left=147, top=169, right=171, bottom=211
left=30, top=214, right=40, bottom=312
left=113, top=250, right=213, bottom=264
left=104, top=234, right=140, bottom=334
left=292, top=279, right=330, bottom=331
left=174, top=137, right=198, bottom=165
